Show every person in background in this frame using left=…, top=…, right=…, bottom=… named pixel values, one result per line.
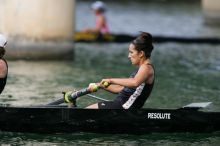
left=86, top=32, right=155, bottom=109
left=83, top=1, right=110, bottom=34
left=0, top=34, right=8, bottom=94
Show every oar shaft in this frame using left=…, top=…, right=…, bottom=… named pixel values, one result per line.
left=47, top=98, right=64, bottom=105
left=86, top=94, right=109, bottom=102
left=70, top=88, right=90, bottom=99
left=47, top=82, right=110, bottom=106
left=47, top=88, right=91, bottom=105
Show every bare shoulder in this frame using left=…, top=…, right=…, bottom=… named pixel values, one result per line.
left=0, top=59, right=8, bottom=78
left=140, top=64, right=154, bottom=75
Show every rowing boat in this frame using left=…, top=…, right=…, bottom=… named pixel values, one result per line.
left=74, top=32, right=220, bottom=44
left=0, top=102, right=219, bottom=134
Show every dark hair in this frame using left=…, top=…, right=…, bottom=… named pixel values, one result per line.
left=132, top=32, right=154, bottom=58
left=0, top=47, right=5, bottom=58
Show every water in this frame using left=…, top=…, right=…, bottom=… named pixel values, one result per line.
left=0, top=132, right=220, bottom=146
left=1, top=43, right=220, bottom=145
left=1, top=0, right=220, bottom=145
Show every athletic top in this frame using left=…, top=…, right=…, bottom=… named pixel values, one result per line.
left=0, top=58, right=8, bottom=94
left=115, top=64, right=155, bottom=109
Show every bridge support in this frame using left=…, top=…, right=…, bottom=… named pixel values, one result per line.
left=0, top=0, right=75, bottom=60
left=202, top=0, right=220, bottom=25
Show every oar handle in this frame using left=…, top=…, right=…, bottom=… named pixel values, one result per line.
left=102, top=81, right=110, bottom=88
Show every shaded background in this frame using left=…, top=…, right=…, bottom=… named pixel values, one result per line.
left=76, top=0, right=220, bottom=37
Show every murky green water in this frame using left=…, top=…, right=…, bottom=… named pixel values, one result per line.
left=1, top=0, right=220, bottom=145
left=2, top=43, right=220, bottom=110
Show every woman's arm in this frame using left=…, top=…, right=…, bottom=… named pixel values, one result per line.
left=102, top=65, right=153, bottom=88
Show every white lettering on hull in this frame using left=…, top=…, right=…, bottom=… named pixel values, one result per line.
left=147, top=113, right=171, bottom=120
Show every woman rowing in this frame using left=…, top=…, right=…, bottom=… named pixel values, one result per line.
left=87, top=32, right=155, bottom=109
left=0, top=34, right=8, bottom=94
left=83, top=1, right=109, bottom=34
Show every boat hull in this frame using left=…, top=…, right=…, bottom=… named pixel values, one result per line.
left=74, top=32, right=220, bottom=44
left=0, top=106, right=220, bottom=134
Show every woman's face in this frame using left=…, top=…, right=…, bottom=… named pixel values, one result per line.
left=128, top=44, right=142, bottom=66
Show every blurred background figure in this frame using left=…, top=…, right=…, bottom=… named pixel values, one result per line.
left=0, top=34, right=8, bottom=94
left=83, top=1, right=110, bottom=34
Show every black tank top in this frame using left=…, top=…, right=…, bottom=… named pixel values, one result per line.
left=0, top=58, right=8, bottom=94
left=116, top=64, right=155, bottom=109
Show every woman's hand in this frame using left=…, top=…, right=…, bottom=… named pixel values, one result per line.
left=87, top=80, right=110, bottom=92
left=100, top=79, right=111, bottom=88
left=88, top=83, right=100, bottom=92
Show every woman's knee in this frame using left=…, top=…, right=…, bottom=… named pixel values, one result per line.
left=86, top=103, right=99, bottom=109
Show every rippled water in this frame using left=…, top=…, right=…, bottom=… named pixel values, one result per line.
left=1, top=42, right=220, bottom=145
left=1, top=132, right=220, bottom=146
left=2, top=43, right=220, bottom=110
left=1, top=0, right=220, bottom=145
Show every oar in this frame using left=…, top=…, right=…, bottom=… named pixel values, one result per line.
left=46, top=98, right=64, bottom=106
left=86, top=94, right=109, bottom=102
left=47, top=82, right=109, bottom=105
left=47, top=88, right=91, bottom=106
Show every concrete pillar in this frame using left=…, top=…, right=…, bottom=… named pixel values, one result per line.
left=0, top=0, right=75, bottom=60
left=202, top=0, right=220, bottom=25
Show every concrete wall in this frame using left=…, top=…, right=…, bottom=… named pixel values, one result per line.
left=0, top=0, right=75, bottom=60
left=202, top=0, right=220, bottom=25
